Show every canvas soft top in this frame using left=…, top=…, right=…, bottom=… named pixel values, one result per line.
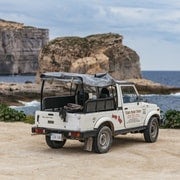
left=40, top=72, right=116, bottom=87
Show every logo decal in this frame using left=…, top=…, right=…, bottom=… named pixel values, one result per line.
left=112, top=114, right=123, bottom=124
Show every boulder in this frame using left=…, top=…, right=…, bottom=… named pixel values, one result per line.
left=37, top=33, right=141, bottom=81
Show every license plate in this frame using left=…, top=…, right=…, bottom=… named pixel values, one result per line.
left=50, top=133, right=63, bottom=141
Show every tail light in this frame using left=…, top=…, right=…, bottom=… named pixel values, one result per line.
left=32, top=127, right=45, bottom=134
left=69, top=132, right=81, bottom=138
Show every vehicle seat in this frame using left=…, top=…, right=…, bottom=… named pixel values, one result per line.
left=77, top=90, right=89, bottom=106
left=99, top=88, right=110, bottom=98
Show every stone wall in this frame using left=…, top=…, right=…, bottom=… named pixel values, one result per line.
left=37, top=33, right=141, bottom=81
left=0, top=19, right=49, bottom=75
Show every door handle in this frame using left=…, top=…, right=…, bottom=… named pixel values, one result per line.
left=124, top=107, right=128, bottom=110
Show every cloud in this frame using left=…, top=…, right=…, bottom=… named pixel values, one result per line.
left=1, top=0, right=179, bottom=39
left=0, top=0, right=179, bottom=70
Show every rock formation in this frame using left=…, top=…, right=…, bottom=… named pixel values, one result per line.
left=37, top=33, right=141, bottom=81
left=0, top=19, right=49, bottom=75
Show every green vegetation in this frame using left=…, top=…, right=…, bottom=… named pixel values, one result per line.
left=0, top=104, right=26, bottom=122
left=162, top=110, right=180, bottom=129
left=24, top=115, right=35, bottom=124
left=0, top=104, right=34, bottom=124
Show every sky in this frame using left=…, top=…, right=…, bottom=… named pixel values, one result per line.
left=0, top=0, right=180, bottom=71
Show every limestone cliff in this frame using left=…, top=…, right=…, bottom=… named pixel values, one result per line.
left=0, top=19, right=49, bottom=75
left=37, top=33, right=141, bottom=81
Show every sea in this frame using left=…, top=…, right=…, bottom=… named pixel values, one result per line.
left=141, top=71, right=180, bottom=112
left=0, top=71, right=180, bottom=115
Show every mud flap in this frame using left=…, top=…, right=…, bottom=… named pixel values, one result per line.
left=84, top=137, right=93, bottom=151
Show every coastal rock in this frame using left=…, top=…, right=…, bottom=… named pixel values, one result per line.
left=37, top=33, right=141, bottom=81
left=0, top=19, right=49, bottom=75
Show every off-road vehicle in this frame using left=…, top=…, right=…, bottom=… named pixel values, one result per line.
left=32, top=72, right=161, bottom=153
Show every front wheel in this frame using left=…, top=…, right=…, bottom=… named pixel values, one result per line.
left=93, top=126, right=113, bottom=153
left=144, top=117, right=159, bottom=143
left=45, top=135, right=66, bottom=149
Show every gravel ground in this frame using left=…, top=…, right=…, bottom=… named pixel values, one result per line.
left=0, top=122, right=179, bottom=180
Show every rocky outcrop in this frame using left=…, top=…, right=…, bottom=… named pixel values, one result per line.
left=37, top=33, right=141, bottom=81
left=0, top=19, right=49, bottom=75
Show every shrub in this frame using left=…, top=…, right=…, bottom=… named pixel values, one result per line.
left=0, top=104, right=26, bottom=122
left=162, top=110, right=180, bottom=129
left=24, top=115, right=35, bottom=124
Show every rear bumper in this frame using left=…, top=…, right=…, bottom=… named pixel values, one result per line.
left=31, top=126, right=97, bottom=139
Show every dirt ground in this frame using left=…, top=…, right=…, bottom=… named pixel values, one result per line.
left=0, top=122, right=179, bottom=180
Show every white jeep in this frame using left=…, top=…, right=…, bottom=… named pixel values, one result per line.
left=32, top=72, right=161, bottom=153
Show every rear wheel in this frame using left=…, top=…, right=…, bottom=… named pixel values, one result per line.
left=144, top=117, right=159, bottom=143
left=93, top=126, right=113, bottom=153
left=45, top=135, right=66, bottom=149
